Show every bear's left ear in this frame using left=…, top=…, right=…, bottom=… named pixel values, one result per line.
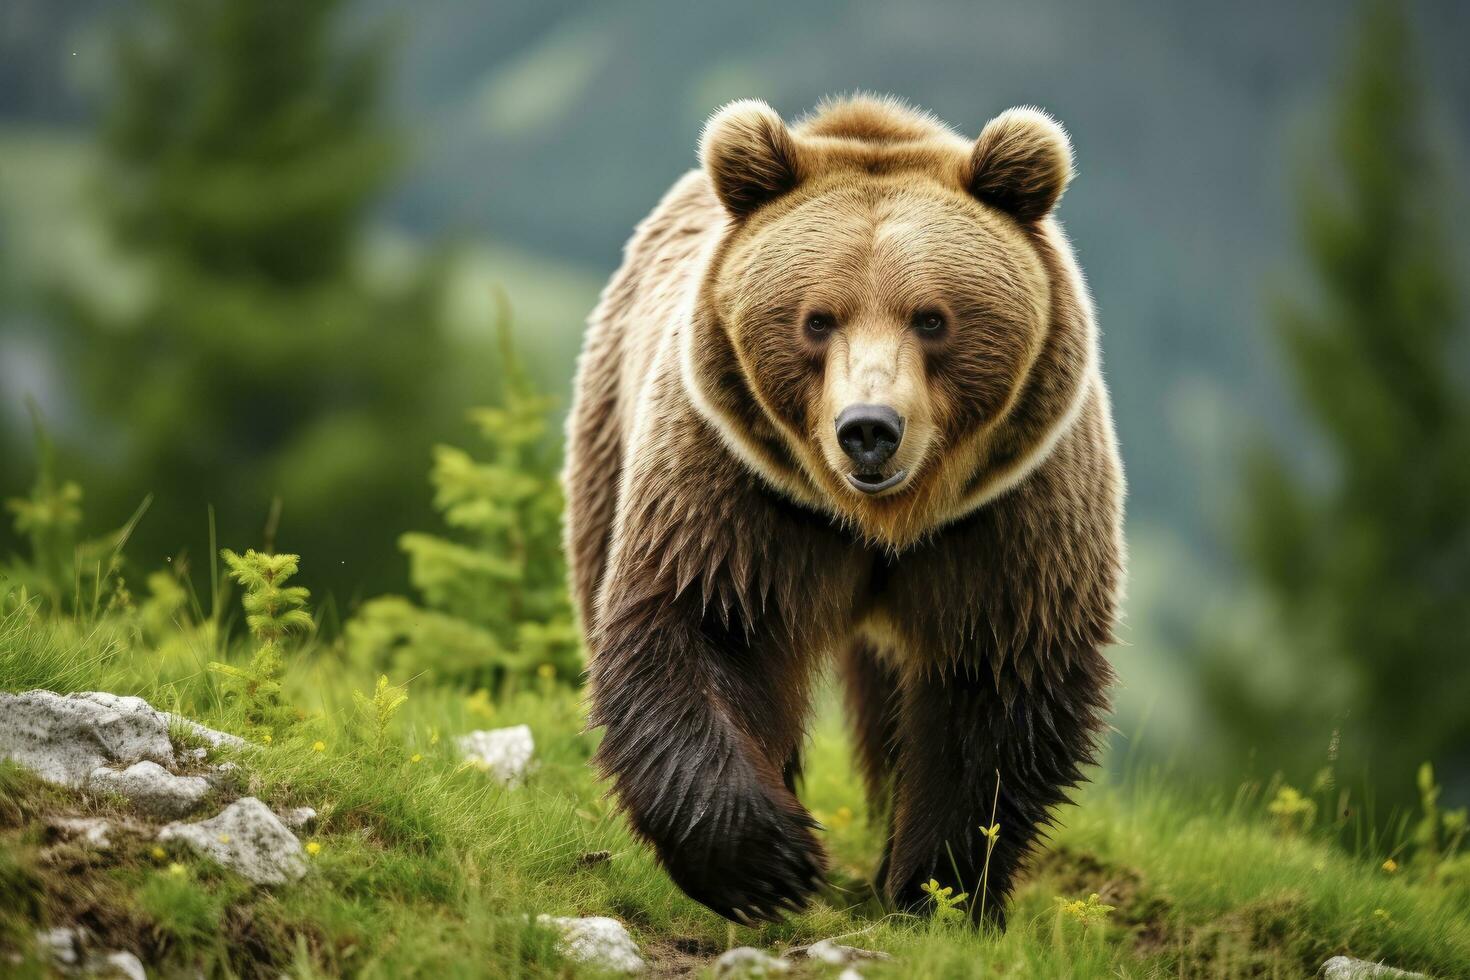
left=967, top=107, right=1074, bottom=222
left=700, top=99, right=804, bottom=219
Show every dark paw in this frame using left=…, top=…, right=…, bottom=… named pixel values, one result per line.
left=656, top=787, right=827, bottom=924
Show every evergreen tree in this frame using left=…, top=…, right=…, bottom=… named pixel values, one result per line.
left=1210, top=0, right=1470, bottom=795
left=347, top=313, right=579, bottom=689
left=54, top=0, right=454, bottom=597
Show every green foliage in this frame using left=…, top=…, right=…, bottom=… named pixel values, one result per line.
left=1413, top=763, right=1468, bottom=873
left=347, top=317, right=579, bottom=688
left=210, top=548, right=312, bottom=738
left=353, top=673, right=409, bottom=755
left=50, top=0, right=458, bottom=600
left=1209, top=0, right=1470, bottom=793
left=920, top=878, right=969, bottom=924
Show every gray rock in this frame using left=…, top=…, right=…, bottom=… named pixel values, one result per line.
left=714, top=946, right=790, bottom=977
left=37, top=928, right=81, bottom=967
left=1, top=692, right=176, bottom=787
left=536, top=915, right=644, bottom=974
left=1320, top=957, right=1425, bottom=979
left=805, top=939, right=890, bottom=966
left=49, top=816, right=115, bottom=849
left=34, top=927, right=146, bottom=978
left=0, top=691, right=248, bottom=797
left=279, top=806, right=317, bottom=830
left=163, top=712, right=248, bottom=753
left=96, top=951, right=147, bottom=980
left=457, top=725, right=534, bottom=786
left=158, top=797, right=306, bottom=885
left=88, top=761, right=210, bottom=819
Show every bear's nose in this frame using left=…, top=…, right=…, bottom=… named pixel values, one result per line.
left=835, top=404, right=904, bottom=471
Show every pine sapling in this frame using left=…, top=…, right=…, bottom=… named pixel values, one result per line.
left=211, top=549, right=312, bottom=738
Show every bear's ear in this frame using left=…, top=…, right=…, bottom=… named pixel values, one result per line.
left=967, top=107, right=1074, bottom=222
left=700, top=99, right=804, bottom=219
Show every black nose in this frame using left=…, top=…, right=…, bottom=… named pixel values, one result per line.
left=835, top=404, right=904, bottom=470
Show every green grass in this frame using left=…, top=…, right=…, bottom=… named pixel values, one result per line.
left=2, top=605, right=1468, bottom=979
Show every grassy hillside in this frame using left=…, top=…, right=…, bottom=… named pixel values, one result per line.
left=2, top=601, right=1467, bottom=979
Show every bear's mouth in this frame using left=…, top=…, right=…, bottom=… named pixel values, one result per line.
left=847, top=469, right=908, bottom=495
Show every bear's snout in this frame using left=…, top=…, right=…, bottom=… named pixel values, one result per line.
left=836, top=404, right=905, bottom=491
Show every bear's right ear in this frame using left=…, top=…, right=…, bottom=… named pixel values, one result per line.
left=967, top=107, right=1074, bottom=222
left=700, top=99, right=803, bottom=219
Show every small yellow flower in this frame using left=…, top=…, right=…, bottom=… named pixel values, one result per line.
left=979, top=822, right=1001, bottom=840
left=306, top=841, right=322, bottom=856
left=429, top=728, right=441, bottom=746
left=151, top=846, right=166, bottom=860
left=410, top=753, right=423, bottom=764
left=263, top=733, right=273, bottom=745
left=1373, top=908, right=1390, bottom=919
left=537, top=663, right=556, bottom=680
left=217, top=833, right=231, bottom=844
left=1382, top=858, right=1399, bottom=874
left=168, top=862, right=187, bottom=877
left=312, top=740, right=326, bottom=753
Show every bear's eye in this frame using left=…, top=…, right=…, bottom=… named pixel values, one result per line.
left=804, top=312, right=836, bottom=336
left=913, top=310, right=947, bottom=335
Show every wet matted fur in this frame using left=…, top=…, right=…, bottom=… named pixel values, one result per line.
left=564, top=94, right=1124, bottom=927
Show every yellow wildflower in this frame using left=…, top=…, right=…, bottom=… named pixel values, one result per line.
left=410, top=753, right=423, bottom=764
left=167, top=862, right=186, bottom=877
left=306, top=841, right=322, bottom=856
left=217, top=833, right=231, bottom=844
left=151, top=846, right=166, bottom=860
left=312, top=740, right=326, bottom=753
left=263, top=733, right=273, bottom=745
left=537, top=663, right=556, bottom=680
left=1382, top=858, right=1399, bottom=874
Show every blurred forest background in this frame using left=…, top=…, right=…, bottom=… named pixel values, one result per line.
left=1, top=0, right=1466, bottom=809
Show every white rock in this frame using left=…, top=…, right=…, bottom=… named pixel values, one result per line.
left=97, top=951, right=147, bottom=980
left=805, top=939, right=890, bottom=966
left=158, top=797, right=305, bottom=885
left=280, top=806, right=317, bottom=829
left=1, top=692, right=176, bottom=787
left=0, top=691, right=249, bottom=797
left=34, top=927, right=144, bottom=978
left=50, top=816, right=114, bottom=849
left=89, top=762, right=210, bottom=819
left=37, top=927, right=81, bottom=967
left=714, top=946, right=789, bottom=977
left=1320, top=957, right=1425, bottom=979
left=163, top=712, right=248, bottom=753
left=457, top=725, right=534, bottom=786
left=536, top=915, right=644, bottom=974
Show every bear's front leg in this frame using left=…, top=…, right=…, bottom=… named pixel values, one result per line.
left=588, top=588, right=826, bottom=923
left=884, top=655, right=1110, bottom=929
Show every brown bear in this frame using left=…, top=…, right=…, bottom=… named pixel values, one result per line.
left=564, top=94, right=1124, bottom=928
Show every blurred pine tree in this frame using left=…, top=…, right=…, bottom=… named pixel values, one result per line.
left=346, top=311, right=580, bottom=689
left=1210, top=0, right=1470, bottom=799
left=51, top=0, right=456, bottom=597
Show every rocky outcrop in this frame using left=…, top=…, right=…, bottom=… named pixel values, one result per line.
left=158, top=797, right=307, bottom=885
left=536, top=915, right=645, bottom=974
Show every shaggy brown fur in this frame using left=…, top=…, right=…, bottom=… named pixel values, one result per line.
left=565, top=94, right=1124, bottom=928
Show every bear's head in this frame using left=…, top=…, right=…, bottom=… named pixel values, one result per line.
left=683, top=96, right=1098, bottom=549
